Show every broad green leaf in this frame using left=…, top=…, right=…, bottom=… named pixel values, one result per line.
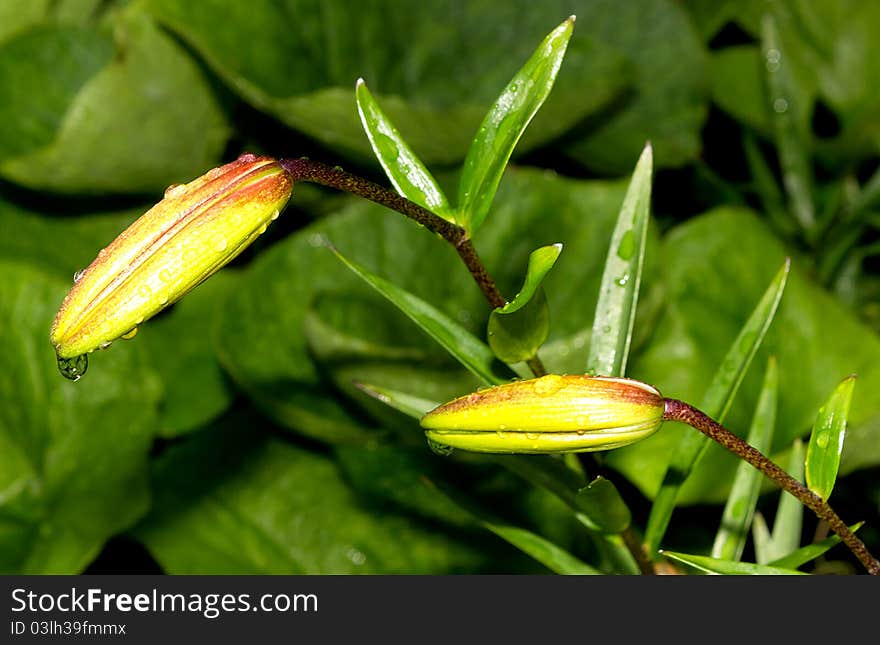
left=709, top=46, right=771, bottom=137
left=711, top=356, right=778, bottom=561
left=0, top=260, right=161, bottom=573
left=147, top=0, right=628, bottom=166
left=140, top=270, right=238, bottom=437
left=761, top=14, right=815, bottom=236
left=135, top=417, right=492, bottom=573
left=458, top=17, right=573, bottom=233
left=806, top=376, right=856, bottom=501
left=0, top=7, right=229, bottom=193
left=329, top=244, right=511, bottom=386
left=661, top=551, right=807, bottom=576
left=488, top=243, right=562, bottom=363
left=575, top=477, right=632, bottom=534
left=355, top=79, right=453, bottom=220
left=769, top=522, right=863, bottom=570
left=644, top=258, right=790, bottom=552
left=587, top=143, right=653, bottom=377
left=615, top=207, right=880, bottom=506
left=425, top=478, right=598, bottom=575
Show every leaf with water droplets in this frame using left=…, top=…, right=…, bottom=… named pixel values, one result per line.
left=587, top=142, right=653, bottom=378
left=575, top=476, right=631, bottom=533
left=457, top=16, right=574, bottom=234
left=805, top=375, right=855, bottom=502
left=355, top=79, right=453, bottom=222
left=488, top=243, right=561, bottom=363
left=661, top=550, right=807, bottom=575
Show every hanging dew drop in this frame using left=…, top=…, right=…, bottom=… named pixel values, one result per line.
left=617, top=230, right=635, bottom=260
left=427, top=438, right=454, bottom=456
left=73, top=269, right=85, bottom=283
left=121, top=327, right=138, bottom=340
left=164, top=183, right=186, bottom=198
left=57, top=354, right=88, bottom=381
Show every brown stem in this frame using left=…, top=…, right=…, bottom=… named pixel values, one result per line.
left=620, top=525, right=655, bottom=576
left=663, top=398, right=880, bottom=575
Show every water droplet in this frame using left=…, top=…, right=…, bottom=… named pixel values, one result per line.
left=158, top=269, right=173, bottom=283
left=98, top=340, right=112, bottom=350
left=346, top=547, right=366, bottom=566
left=533, top=374, right=564, bottom=396
left=138, top=284, right=152, bottom=299
left=97, top=248, right=108, bottom=259
left=615, top=274, right=630, bottom=287
left=525, top=432, right=539, bottom=440
left=576, top=429, right=587, bottom=436
left=257, top=223, right=267, bottom=235
left=73, top=269, right=85, bottom=283
left=270, top=209, right=280, bottom=221
left=121, top=327, right=138, bottom=340
left=510, top=83, right=518, bottom=92
left=496, top=430, right=507, bottom=439
left=213, top=235, right=228, bottom=252
left=816, top=434, right=829, bottom=449
left=765, top=48, right=781, bottom=72
left=57, top=354, right=88, bottom=381
left=602, top=325, right=612, bottom=334
left=427, top=438, right=454, bottom=456
left=164, top=183, right=186, bottom=198
left=617, top=230, right=636, bottom=260
left=159, top=294, right=168, bottom=305
left=773, top=98, right=789, bottom=113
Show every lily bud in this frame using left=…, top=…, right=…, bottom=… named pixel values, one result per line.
left=51, top=153, right=293, bottom=379
left=420, top=374, right=664, bottom=453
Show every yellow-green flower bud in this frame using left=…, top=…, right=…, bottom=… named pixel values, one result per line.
left=420, top=374, right=664, bottom=454
left=50, top=153, right=293, bottom=379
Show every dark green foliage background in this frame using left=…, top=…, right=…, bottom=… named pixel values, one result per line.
left=0, top=0, right=878, bottom=573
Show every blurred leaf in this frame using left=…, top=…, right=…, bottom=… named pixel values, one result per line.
left=0, top=0, right=50, bottom=42
left=0, top=260, right=160, bottom=573
left=806, top=376, right=856, bottom=501
left=353, top=382, right=438, bottom=420
left=216, top=169, right=660, bottom=442
left=0, top=7, right=229, bottom=193
left=613, top=208, right=880, bottom=504
left=146, top=0, right=628, bottom=166
left=575, top=477, right=631, bottom=534
left=769, top=522, right=863, bottom=570
left=587, top=143, right=653, bottom=377
left=711, top=356, right=778, bottom=561
left=488, top=243, right=562, bottom=364
left=355, top=79, right=452, bottom=220
left=661, top=551, right=807, bottom=575
left=645, top=257, right=790, bottom=551
left=140, top=270, right=238, bottom=437
left=761, top=439, right=806, bottom=564
left=135, top=417, right=492, bottom=573
left=458, top=17, right=573, bottom=233
left=329, top=244, right=511, bottom=386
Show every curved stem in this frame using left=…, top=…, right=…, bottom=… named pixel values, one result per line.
left=663, top=398, right=880, bottom=575
left=279, top=157, right=547, bottom=374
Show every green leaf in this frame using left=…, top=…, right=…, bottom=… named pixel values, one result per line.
left=0, top=260, right=161, bottom=573
left=457, top=17, right=573, bottom=233
left=135, top=417, right=491, bottom=573
left=644, top=257, right=790, bottom=552
left=425, top=477, right=599, bottom=575
left=353, top=382, right=439, bottom=420
left=487, top=243, right=562, bottom=363
left=761, top=14, right=816, bottom=235
left=806, top=376, right=856, bottom=502
left=761, top=439, right=806, bottom=564
left=769, top=522, right=863, bottom=570
left=0, top=7, right=229, bottom=193
left=355, top=78, right=453, bottom=220
left=0, top=0, right=50, bottom=43
left=587, top=143, right=653, bottom=377
left=329, top=244, right=511, bottom=387
left=711, top=356, right=778, bottom=561
left=575, top=477, right=632, bottom=534
left=661, top=551, right=807, bottom=576
left=146, top=0, right=628, bottom=167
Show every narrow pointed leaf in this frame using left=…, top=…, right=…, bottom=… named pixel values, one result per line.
left=805, top=376, right=856, bottom=502
left=661, top=551, right=807, bottom=575
left=712, top=356, right=778, bottom=561
left=329, top=245, right=511, bottom=386
left=458, top=16, right=574, bottom=233
left=425, top=478, right=598, bottom=575
left=355, top=79, right=453, bottom=221
left=752, top=513, right=774, bottom=565
left=353, top=382, right=438, bottom=419
left=762, top=14, right=815, bottom=236
left=575, top=476, right=632, bottom=534
left=770, top=439, right=805, bottom=560
left=587, top=143, right=653, bottom=377
left=488, top=243, right=561, bottom=363
left=646, top=258, right=791, bottom=552
left=769, top=523, right=863, bottom=570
